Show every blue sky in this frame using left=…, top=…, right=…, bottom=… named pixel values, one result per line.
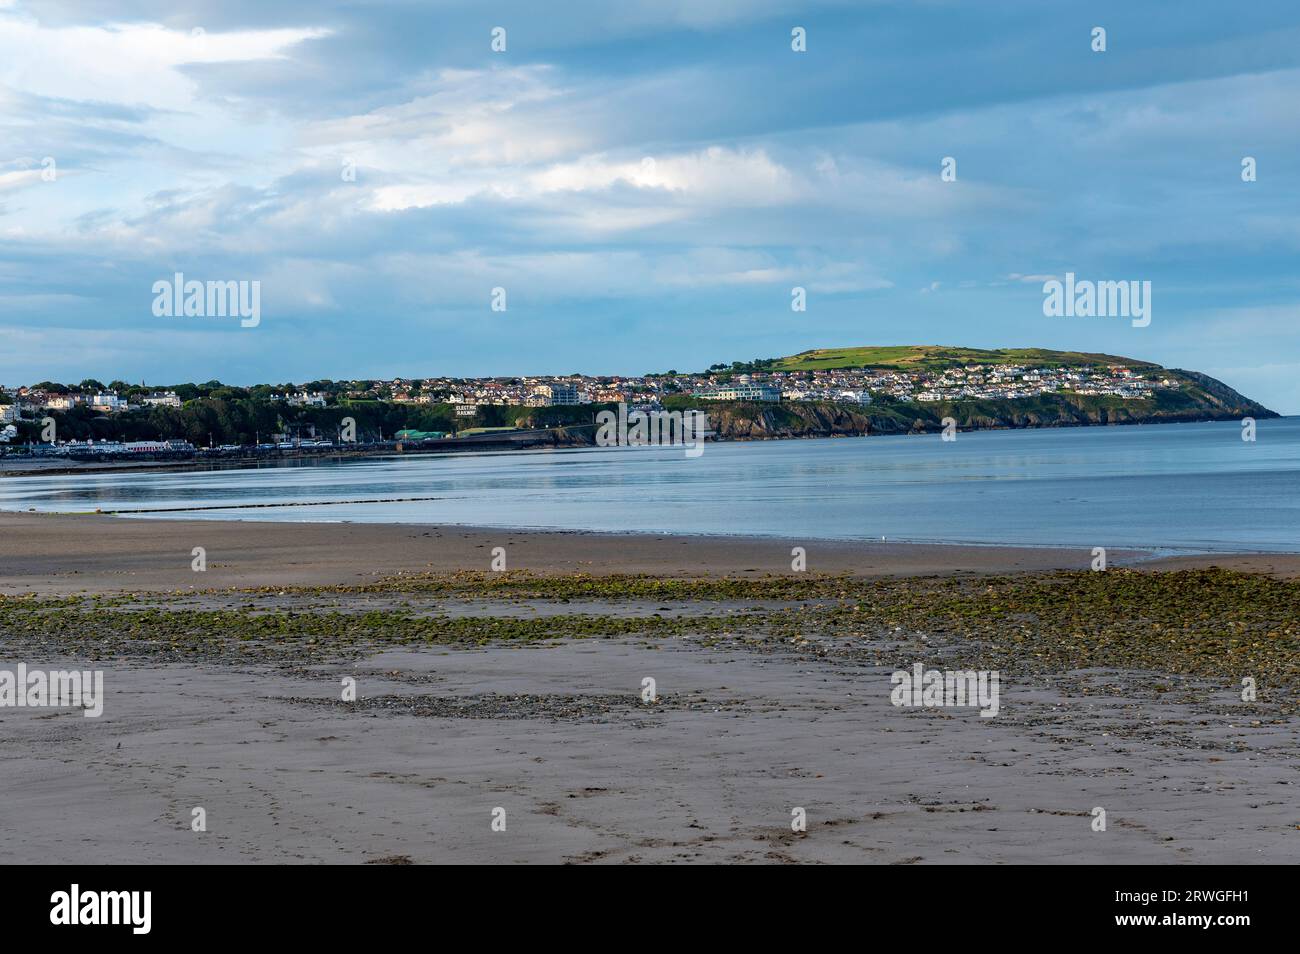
left=2, top=0, right=1298, bottom=411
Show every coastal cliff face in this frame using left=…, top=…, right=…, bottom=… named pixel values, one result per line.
left=515, top=367, right=1274, bottom=445
left=683, top=370, right=1276, bottom=440
left=702, top=402, right=875, bottom=439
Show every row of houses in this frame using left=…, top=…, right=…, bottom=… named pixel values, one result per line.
left=693, top=380, right=783, bottom=402
left=686, top=364, right=1177, bottom=404
left=270, top=391, right=328, bottom=408
left=24, top=439, right=196, bottom=455
left=1, top=390, right=182, bottom=418
left=3, top=361, right=1183, bottom=421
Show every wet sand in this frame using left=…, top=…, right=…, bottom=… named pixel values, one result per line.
left=3, top=511, right=1298, bottom=595
left=2, top=640, right=1292, bottom=864
left=1, top=511, right=1296, bottom=865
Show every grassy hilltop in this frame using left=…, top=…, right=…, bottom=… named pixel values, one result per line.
left=679, top=344, right=1276, bottom=439
left=771, top=345, right=1155, bottom=372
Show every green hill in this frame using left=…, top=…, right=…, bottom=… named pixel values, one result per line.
left=681, top=344, right=1277, bottom=436
left=772, top=345, right=1156, bottom=372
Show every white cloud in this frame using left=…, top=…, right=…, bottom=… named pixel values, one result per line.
left=0, top=166, right=43, bottom=193
left=530, top=147, right=798, bottom=202
left=364, top=144, right=803, bottom=225
left=0, top=13, right=328, bottom=110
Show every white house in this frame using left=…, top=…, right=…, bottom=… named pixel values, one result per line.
left=89, top=393, right=128, bottom=413
left=142, top=391, right=182, bottom=408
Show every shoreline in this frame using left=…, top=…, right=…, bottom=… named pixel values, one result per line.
left=1, top=414, right=1290, bottom=479
left=3, top=511, right=1300, bottom=594
left=72, top=511, right=1300, bottom=561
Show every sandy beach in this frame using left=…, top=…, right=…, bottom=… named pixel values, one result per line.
left=0, top=512, right=1114, bottom=593
left=3, top=511, right=1300, bottom=595
left=1, top=512, right=1296, bottom=864
left=5, top=643, right=1293, bottom=864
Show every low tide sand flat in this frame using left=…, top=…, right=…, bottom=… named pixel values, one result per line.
left=1, top=513, right=1296, bottom=865
left=0, top=512, right=1234, bottom=595
left=6, top=512, right=1300, bottom=595
left=3, top=642, right=1293, bottom=865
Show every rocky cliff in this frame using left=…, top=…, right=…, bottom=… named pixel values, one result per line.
left=689, top=370, right=1276, bottom=440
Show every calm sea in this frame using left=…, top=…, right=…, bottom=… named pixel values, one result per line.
left=3, top=418, right=1297, bottom=553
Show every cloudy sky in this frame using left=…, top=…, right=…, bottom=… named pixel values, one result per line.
left=2, top=0, right=1298, bottom=410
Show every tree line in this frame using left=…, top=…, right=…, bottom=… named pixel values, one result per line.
left=4, top=396, right=611, bottom=446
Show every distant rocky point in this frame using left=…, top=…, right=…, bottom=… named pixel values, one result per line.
left=675, top=345, right=1276, bottom=440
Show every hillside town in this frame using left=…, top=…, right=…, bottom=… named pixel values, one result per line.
left=0, top=363, right=1182, bottom=437
left=340, top=361, right=1180, bottom=406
